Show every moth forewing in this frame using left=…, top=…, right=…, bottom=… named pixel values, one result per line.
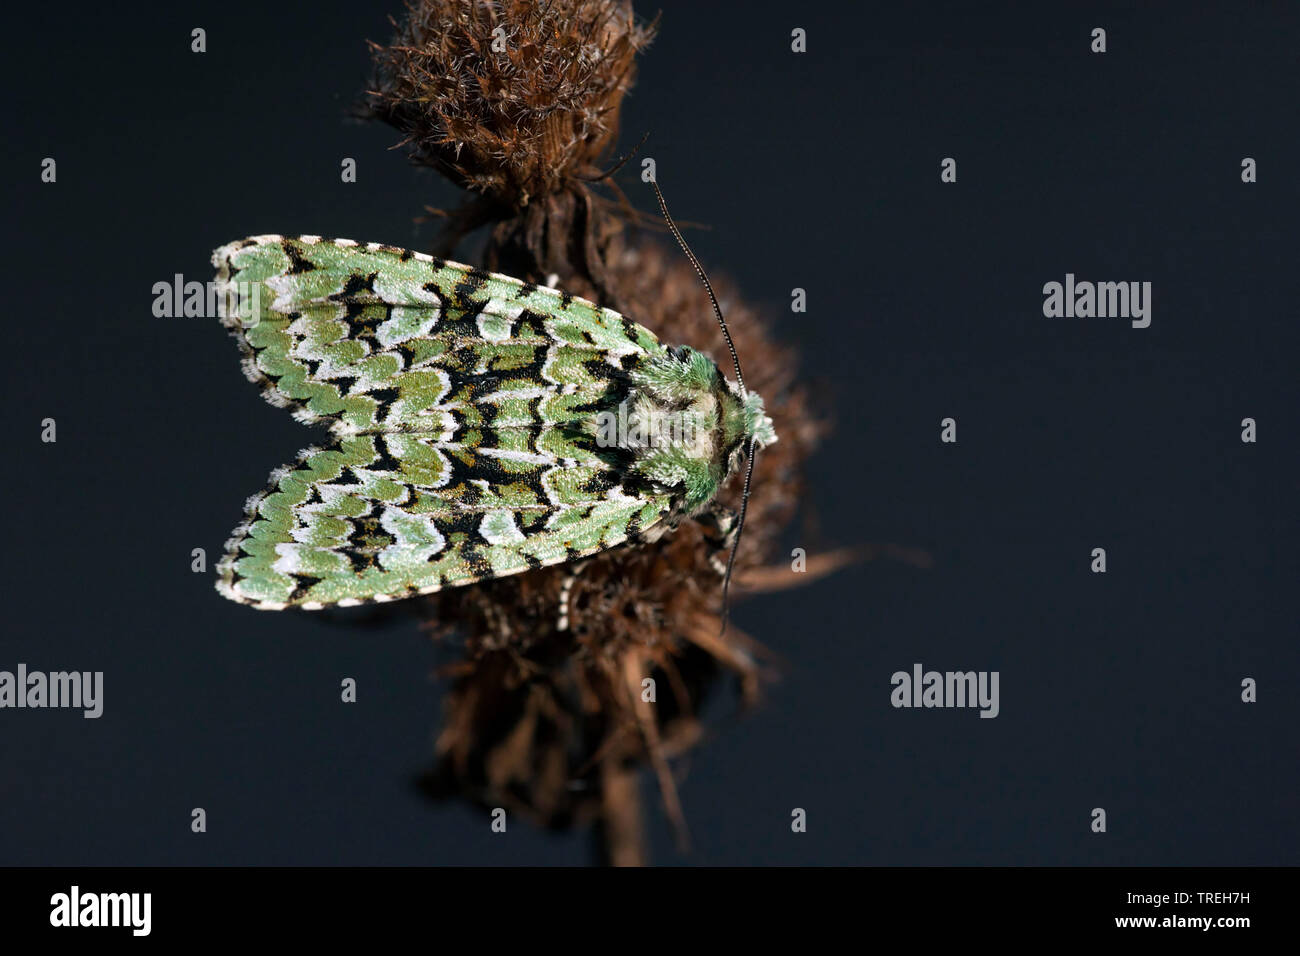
left=213, top=236, right=774, bottom=610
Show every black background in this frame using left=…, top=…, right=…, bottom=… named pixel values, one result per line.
left=3, top=0, right=1296, bottom=866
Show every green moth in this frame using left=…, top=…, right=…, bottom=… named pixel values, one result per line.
left=212, top=230, right=776, bottom=611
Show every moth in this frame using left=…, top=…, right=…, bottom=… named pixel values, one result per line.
left=213, top=190, right=775, bottom=612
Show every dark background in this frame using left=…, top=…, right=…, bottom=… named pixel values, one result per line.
left=3, top=0, right=1296, bottom=865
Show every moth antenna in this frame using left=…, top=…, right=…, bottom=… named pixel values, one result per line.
left=648, top=179, right=746, bottom=397
left=649, top=179, right=756, bottom=634
left=720, top=436, right=757, bottom=635
left=576, top=130, right=651, bottom=183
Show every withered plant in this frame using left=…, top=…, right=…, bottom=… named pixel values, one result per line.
left=366, top=0, right=845, bottom=864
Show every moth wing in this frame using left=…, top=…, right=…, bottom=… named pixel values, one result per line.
left=216, top=434, right=672, bottom=609
left=212, top=235, right=664, bottom=433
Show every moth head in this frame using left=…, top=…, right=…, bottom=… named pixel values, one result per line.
left=722, top=386, right=777, bottom=477
left=743, top=390, right=777, bottom=450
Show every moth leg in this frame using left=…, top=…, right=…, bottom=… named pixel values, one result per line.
left=556, top=559, right=591, bottom=632
left=696, top=505, right=739, bottom=577
left=545, top=273, right=560, bottom=290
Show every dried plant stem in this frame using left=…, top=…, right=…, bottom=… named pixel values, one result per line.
left=597, top=760, right=645, bottom=867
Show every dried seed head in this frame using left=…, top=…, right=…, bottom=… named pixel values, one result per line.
left=367, top=0, right=656, bottom=209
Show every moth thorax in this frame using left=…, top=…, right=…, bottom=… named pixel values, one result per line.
left=595, top=389, right=718, bottom=461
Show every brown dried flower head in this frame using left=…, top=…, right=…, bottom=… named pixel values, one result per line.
left=368, top=0, right=655, bottom=209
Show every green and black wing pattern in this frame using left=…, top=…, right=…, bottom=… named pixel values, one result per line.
left=213, top=236, right=676, bottom=609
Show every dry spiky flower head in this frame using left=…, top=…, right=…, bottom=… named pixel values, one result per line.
left=368, top=0, right=657, bottom=296
left=368, top=0, right=841, bottom=863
